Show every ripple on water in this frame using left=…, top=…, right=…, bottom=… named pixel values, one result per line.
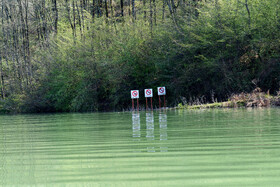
left=1, top=109, right=280, bottom=186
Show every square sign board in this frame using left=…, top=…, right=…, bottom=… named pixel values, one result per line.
left=131, top=90, right=139, bottom=99
left=157, top=87, right=166, bottom=95
left=145, top=89, right=153, bottom=97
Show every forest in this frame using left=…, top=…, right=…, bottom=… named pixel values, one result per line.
left=0, top=0, right=279, bottom=113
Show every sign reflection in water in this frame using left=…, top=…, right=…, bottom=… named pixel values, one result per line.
left=2, top=110, right=280, bottom=186
left=159, top=112, right=168, bottom=152
left=132, top=112, right=168, bottom=152
left=132, top=112, right=141, bottom=141
left=146, top=112, right=155, bottom=152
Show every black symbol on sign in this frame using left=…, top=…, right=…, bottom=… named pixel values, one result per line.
left=146, top=90, right=151, bottom=95
left=132, top=91, right=138, bottom=97
left=159, top=87, right=165, bottom=93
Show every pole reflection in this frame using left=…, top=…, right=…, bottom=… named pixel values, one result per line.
left=131, top=112, right=168, bottom=152
left=159, top=112, right=168, bottom=152
left=146, top=112, right=155, bottom=152
left=132, top=112, right=141, bottom=141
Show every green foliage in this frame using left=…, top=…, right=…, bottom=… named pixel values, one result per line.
left=1, top=0, right=280, bottom=113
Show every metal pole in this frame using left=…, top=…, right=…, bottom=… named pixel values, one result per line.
left=137, top=98, right=139, bottom=111
left=146, top=97, right=148, bottom=110
left=132, top=99, right=134, bottom=111
left=151, top=97, right=153, bottom=111
left=159, top=95, right=161, bottom=109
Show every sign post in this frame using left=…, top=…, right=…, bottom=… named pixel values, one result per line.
left=131, top=90, right=139, bottom=111
left=145, top=89, right=153, bottom=111
left=157, top=87, right=166, bottom=109
left=137, top=98, right=139, bottom=111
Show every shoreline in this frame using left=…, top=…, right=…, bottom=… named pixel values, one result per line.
left=177, top=90, right=280, bottom=110
left=1, top=89, right=280, bottom=114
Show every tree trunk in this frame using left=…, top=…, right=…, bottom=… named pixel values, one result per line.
left=162, top=0, right=165, bottom=21
left=0, top=55, right=4, bottom=99
left=52, top=0, right=58, bottom=34
left=92, top=0, right=95, bottom=19
left=143, top=0, right=146, bottom=20
left=80, top=0, right=85, bottom=31
left=150, top=0, right=153, bottom=35
left=104, top=0, right=109, bottom=18
left=73, top=0, right=76, bottom=37
left=244, top=0, right=251, bottom=28
left=110, top=0, right=114, bottom=18
left=121, top=0, right=124, bottom=17
left=24, top=0, right=32, bottom=84
left=153, top=0, right=156, bottom=25
left=66, top=0, right=75, bottom=39
left=0, top=2, right=4, bottom=98
left=76, top=2, right=83, bottom=38
left=128, top=0, right=131, bottom=16
left=98, top=0, right=102, bottom=16
left=132, top=0, right=136, bottom=20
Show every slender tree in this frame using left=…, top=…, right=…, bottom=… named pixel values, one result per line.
left=52, top=0, right=58, bottom=34
left=132, top=0, right=135, bottom=20
left=121, top=0, right=124, bottom=17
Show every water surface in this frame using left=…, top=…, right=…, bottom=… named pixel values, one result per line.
left=1, top=108, right=280, bottom=186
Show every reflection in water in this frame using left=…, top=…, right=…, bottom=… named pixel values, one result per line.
left=0, top=125, right=6, bottom=186
left=159, top=113, right=167, bottom=140
left=159, top=112, right=168, bottom=152
left=146, top=112, right=155, bottom=152
left=132, top=112, right=141, bottom=141
left=2, top=110, right=280, bottom=186
left=131, top=112, right=168, bottom=152
left=146, top=113, right=154, bottom=140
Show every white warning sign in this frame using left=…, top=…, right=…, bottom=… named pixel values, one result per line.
left=145, top=89, right=153, bottom=98
left=157, top=87, right=166, bottom=96
left=131, top=90, right=139, bottom=99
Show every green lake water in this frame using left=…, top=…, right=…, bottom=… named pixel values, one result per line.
left=1, top=108, right=280, bottom=186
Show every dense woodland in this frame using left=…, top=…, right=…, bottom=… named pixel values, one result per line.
left=0, top=0, right=279, bottom=113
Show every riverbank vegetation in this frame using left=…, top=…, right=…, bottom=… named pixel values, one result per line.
left=178, top=88, right=280, bottom=110
left=0, top=0, right=279, bottom=113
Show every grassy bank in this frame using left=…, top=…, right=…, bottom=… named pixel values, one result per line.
left=177, top=88, right=280, bottom=110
